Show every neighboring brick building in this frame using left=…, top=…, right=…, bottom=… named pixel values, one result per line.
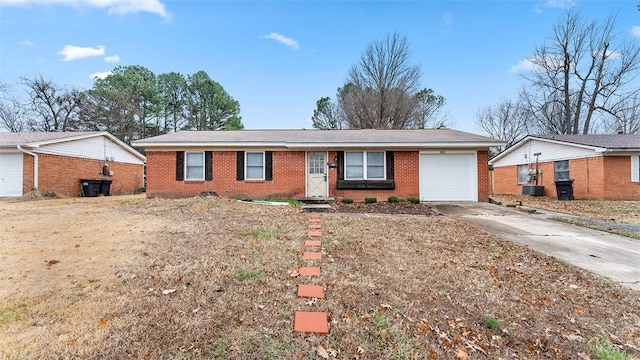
left=489, top=134, right=640, bottom=200
left=133, top=129, right=503, bottom=202
left=0, top=132, right=146, bottom=197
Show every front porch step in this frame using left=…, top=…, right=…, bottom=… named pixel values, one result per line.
left=298, top=197, right=335, bottom=205
left=301, top=204, right=332, bottom=213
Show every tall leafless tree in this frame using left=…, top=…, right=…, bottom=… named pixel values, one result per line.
left=344, top=32, right=422, bottom=129
left=311, top=33, right=446, bottom=130
left=22, top=75, right=83, bottom=132
left=521, top=11, right=640, bottom=135
left=476, top=97, right=532, bottom=156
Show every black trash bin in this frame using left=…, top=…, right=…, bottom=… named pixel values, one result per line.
left=100, top=179, right=112, bottom=196
left=555, top=179, right=574, bottom=200
left=81, top=179, right=101, bottom=197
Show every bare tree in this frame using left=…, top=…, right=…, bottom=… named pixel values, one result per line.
left=22, top=75, right=83, bottom=132
left=603, top=93, right=640, bottom=134
left=476, top=97, right=531, bottom=156
left=0, top=97, right=28, bottom=132
left=311, top=33, right=447, bottom=130
left=343, top=32, right=422, bottom=129
left=521, top=11, right=640, bottom=135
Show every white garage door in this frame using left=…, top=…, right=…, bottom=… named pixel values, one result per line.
left=0, top=153, right=24, bottom=197
left=419, top=153, right=477, bottom=201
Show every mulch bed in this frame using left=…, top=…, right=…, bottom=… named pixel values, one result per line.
left=332, top=201, right=440, bottom=216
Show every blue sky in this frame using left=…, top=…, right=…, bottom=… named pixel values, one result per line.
left=1, top=0, right=639, bottom=134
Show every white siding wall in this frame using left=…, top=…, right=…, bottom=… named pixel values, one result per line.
left=493, top=139, right=600, bottom=167
left=36, top=136, right=144, bottom=164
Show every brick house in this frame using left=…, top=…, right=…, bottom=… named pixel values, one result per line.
left=489, top=134, right=640, bottom=200
left=0, top=132, right=146, bottom=197
left=132, top=129, right=504, bottom=202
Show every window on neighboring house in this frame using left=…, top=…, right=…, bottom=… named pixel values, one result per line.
left=555, top=160, right=570, bottom=181
left=185, top=152, right=204, bottom=180
left=245, top=151, right=265, bottom=180
left=632, top=155, right=640, bottom=183
left=517, top=164, right=530, bottom=184
left=345, top=151, right=385, bottom=180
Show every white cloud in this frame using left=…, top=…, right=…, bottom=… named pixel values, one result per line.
left=535, top=0, right=575, bottom=13
left=89, top=71, right=112, bottom=80
left=21, top=39, right=34, bottom=46
left=104, top=54, right=120, bottom=63
left=261, top=32, right=299, bottom=50
left=632, top=26, right=640, bottom=38
left=58, top=44, right=105, bottom=61
left=1, top=0, right=169, bottom=18
left=542, top=0, right=575, bottom=8
left=509, top=58, right=537, bottom=73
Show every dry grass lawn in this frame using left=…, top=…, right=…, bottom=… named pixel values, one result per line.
left=0, top=195, right=639, bottom=359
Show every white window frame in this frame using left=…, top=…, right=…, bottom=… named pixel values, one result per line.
left=632, top=155, right=640, bottom=183
left=345, top=151, right=386, bottom=180
left=245, top=151, right=265, bottom=180
left=185, top=151, right=205, bottom=181
left=554, top=160, right=570, bottom=181
left=517, top=164, right=529, bottom=184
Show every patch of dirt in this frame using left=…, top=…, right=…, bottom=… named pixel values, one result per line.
left=332, top=201, right=440, bottom=216
left=1, top=195, right=639, bottom=359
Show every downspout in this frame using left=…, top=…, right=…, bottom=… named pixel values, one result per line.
left=17, top=145, right=38, bottom=191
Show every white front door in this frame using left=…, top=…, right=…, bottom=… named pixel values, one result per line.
left=307, top=152, right=327, bottom=197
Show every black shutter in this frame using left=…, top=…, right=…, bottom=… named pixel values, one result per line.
left=386, top=151, right=394, bottom=180
left=265, top=151, right=273, bottom=181
left=205, top=151, right=213, bottom=181
left=176, top=151, right=184, bottom=181
left=337, top=151, right=344, bottom=180
left=236, top=151, right=244, bottom=180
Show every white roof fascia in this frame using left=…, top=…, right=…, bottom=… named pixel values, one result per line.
left=135, top=141, right=505, bottom=149
left=27, top=131, right=146, bottom=161
left=489, top=136, right=604, bottom=164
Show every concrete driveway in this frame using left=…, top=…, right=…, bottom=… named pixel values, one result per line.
left=430, top=202, right=640, bottom=292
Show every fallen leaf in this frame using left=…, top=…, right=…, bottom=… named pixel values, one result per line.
left=456, top=348, right=469, bottom=360
left=98, top=318, right=108, bottom=326
left=162, top=289, right=177, bottom=295
left=577, top=352, right=590, bottom=360
left=44, top=259, right=59, bottom=266
left=416, top=323, right=431, bottom=332
left=316, top=345, right=329, bottom=359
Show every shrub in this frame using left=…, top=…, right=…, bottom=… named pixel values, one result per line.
left=341, top=198, right=354, bottom=204
left=407, top=197, right=420, bottom=204
left=364, top=197, right=377, bottom=204
left=388, top=196, right=400, bottom=203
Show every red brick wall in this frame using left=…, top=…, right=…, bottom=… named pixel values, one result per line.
left=147, top=149, right=490, bottom=202
left=145, top=150, right=306, bottom=199
left=477, top=150, right=490, bottom=202
left=21, top=153, right=144, bottom=196
left=328, top=151, right=420, bottom=202
left=603, top=156, right=640, bottom=200
left=492, top=155, right=640, bottom=200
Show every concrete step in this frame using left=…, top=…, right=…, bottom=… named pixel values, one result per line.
left=298, top=197, right=335, bottom=205
left=301, top=204, right=332, bottom=213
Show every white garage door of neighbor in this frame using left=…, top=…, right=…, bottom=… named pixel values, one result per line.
left=419, top=153, right=477, bottom=201
left=0, top=153, right=24, bottom=197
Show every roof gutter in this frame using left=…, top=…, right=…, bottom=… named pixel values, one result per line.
left=17, top=145, right=38, bottom=191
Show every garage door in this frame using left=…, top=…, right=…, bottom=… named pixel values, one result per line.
left=0, top=153, right=24, bottom=197
left=419, top=153, right=477, bottom=201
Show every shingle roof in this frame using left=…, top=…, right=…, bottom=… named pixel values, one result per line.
left=0, top=131, right=99, bottom=146
left=132, top=129, right=504, bottom=148
left=534, top=134, right=640, bottom=149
